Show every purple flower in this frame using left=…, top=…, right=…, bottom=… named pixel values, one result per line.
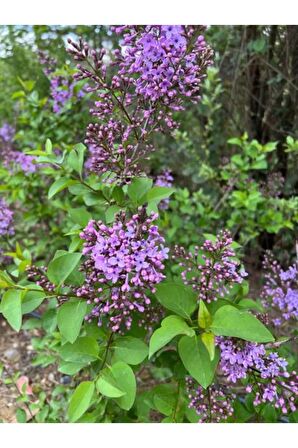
left=186, top=377, right=235, bottom=423
left=67, top=27, right=213, bottom=182
left=0, top=123, right=15, bottom=143
left=175, top=230, right=247, bottom=303
left=262, top=254, right=298, bottom=325
left=218, top=337, right=298, bottom=414
left=0, top=198, right=14, bottom=237
left=77, top=208, right=168, bottom=333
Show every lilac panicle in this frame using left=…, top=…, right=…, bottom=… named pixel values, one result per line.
left=0, top=123, right=15, bottom=142
left=175, top=230, right=247, bottom=303
left=186, top=377, right=235, bottom=423
left=77, top=208, right=169, bottom=333
left=67, top=26, right=213, bottom=182
left=0, top=122, right=36, bottom=174
left=262, top=253, right=298, bottom=325
left=0, top=198, right=14, bottom=237
left=218, top=337, right=298, bottom=414
left=38, top=50, right=86, bottom=114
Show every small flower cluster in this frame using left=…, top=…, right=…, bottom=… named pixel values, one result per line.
left=260, top=172, right=285, bottom=198
left=262, top=253, right=298, bottom=326
left=38, top=50, right=85, bottom=114
left=0, top=123, right=15, bottom=142
left=175, top=230, right=247, bottom=303
left=114, top=26, right=212, bottom=105
left=0, top=198, right=14, bottom=237
left=77, top=208, right=169, bottom=332
left=26, top=265, right=56, bottom=292
left=67, top=26, right=212, bottom=182
left=50, top=76, right=76, bottom=114
left=154, top=169, right=174, bottom=210
left=218, top=337, right=298, bottom=413
left=186, top=377, right=235, bottom=423
left=0, top=122, right=36, bottom=173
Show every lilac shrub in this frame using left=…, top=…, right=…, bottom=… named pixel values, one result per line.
left=77, top=208, right=169, bottom=332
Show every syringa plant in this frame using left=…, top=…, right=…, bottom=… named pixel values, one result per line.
left=0, top=25, right=297, bottom=424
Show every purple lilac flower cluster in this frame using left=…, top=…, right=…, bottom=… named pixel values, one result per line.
left=113, top=26, right=212, bottom=104
left=186, top=377, right=235, bottom=423
left=260, top=172, right=285, bottom=198
left=67, top=26, right=213, bottom=182
left=218, top=337, right=298, bottom=413
left=77, top=208, right=169, bottom=332
left=38, top=50, right=85, bottom=114
left=154, top=169, right=174, bottom=210
left=0, top=198, right=14, bottom=237
left=0, top=123, right=15, bottom=142
left=261, top=253, right=298, bottom=326
left=0, top=123, right=36, bottom=173
left=175, top=230, right=247, bottom=303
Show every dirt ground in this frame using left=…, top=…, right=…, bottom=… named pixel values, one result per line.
left=0, top=317, right=60, bottom=423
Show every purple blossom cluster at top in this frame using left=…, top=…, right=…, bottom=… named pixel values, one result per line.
left=67, top=26, right=213, bottom=182
left=154, top=169, right=173, bottom=210
left=77, top=208, right=169, bottom=332
left=0, top=123, right=36, bottom=174
left=113, top=26, right=211, bottom=104
left=218, top=337, right=298, bottom=414
left=261, top=254, right=298, bottom=326
left=186, top=377, right=235, bottom=423
left=0, top=198, right=14, bottom=237
left=175, top=230, right=247, bottom=303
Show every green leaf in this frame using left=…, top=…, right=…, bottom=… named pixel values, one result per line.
left=178, top=335, right=219, bottom=388
left=59, top=336, right=99, bottom=363
left=155, top=282, right=197, bottom=319
left=22, top=290, right=46, bottom=314
left=112, top=336, right=148, bottom=365
left=58, top=361, right=87, bottom=375
left=210, top=305, right=274, bottom=342
left=105, top=205, right=122, bottom=223
left=96, top=370, right=126, bottom=398
left=0, top=270, right=15, bottom=288
left=198, top=300, right=212, bottom=329
left=149, top=315, right=195, bottom=358
left=67, top=143, right=86, bottom=177
left=68, top=381, right=95, bottom=422
left=1, top=289, right=23, bottom=331
left=45, top=138, right=53, bottom=154
left=68, top=207, right=92, bottom=227
left=147, top=186, right=175, bottom=203
left=47, top=252, right=82, bottom=286
left=16, top=408, right=27, bottom=423
left=57, top=300, right=87, bottom=343
left=48, top=177, right=78, bottom=199
left=97, top=362, right=136, bottom=410
left=238, top=298, right=264, bottom=313
left=152, top=384, right=176, bottom=416
left=111, top=362, right=136, bottom=410
left=201, top=332, right=215, bottom=360
left=127, top=177, right=153, bottom=204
